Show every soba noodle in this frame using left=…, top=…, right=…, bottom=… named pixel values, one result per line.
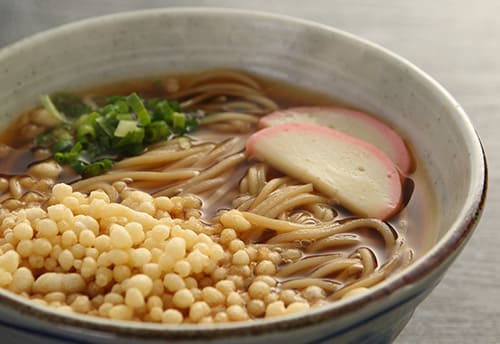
left=0, top=70, right=415, bottom=323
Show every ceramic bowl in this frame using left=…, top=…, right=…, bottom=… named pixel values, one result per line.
left=0, top=8, right=487, bottom=344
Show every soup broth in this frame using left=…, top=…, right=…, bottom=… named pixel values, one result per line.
left=0, top=70, right=437, bottom=323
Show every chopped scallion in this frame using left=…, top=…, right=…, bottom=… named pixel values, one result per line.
left=34, top=91, right=198, bottom=177
left=172, top=112, right=186, bottom=131
left=114, top=120, right=139, bottom=138
left=127, top=93, right=150, bottom=126
left=40, top=95, right=70, bottom=124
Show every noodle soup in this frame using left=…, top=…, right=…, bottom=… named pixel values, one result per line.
left=0, top=70, right=437, bottom=324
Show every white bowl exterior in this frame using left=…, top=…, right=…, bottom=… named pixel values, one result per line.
left=0, top=8, right=486, bottom=344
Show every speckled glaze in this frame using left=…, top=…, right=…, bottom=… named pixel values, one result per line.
left=0, top=8, right=486, bottom=344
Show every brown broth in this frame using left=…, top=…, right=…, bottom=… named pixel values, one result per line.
left=0, top=71, right=438, bottom=259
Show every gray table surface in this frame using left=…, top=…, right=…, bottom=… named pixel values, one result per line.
left=0, top=1, right=499, bottom=343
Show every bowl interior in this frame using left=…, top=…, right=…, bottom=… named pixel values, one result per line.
left=0, top=7, right=486, bottom=334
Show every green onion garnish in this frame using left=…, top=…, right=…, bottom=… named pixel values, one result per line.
left=34, top=91, right=198, bottom=177
left=40, top=95, right=70, bottom=124
left=127, top=93, right=150, bottom=126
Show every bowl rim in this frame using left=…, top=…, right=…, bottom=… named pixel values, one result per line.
left=0, top=6, right=488, bottom=340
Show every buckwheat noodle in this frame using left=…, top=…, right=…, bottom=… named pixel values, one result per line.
left=1, top=70, right=412, bottom=303
left=70, top=70, right=411, bottom=299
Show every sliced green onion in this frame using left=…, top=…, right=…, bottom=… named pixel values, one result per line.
left=84, top=159, right=113, bottom=177
left=114, top=100, right=129, bottom=114
left=40, top=95, right=70, bottom=124
left=114, top=128, right=145, bottom=150
left=101, top=104, right=118, bottom=116
left=117, top=113, right=133, bottom=121
left=145, top=121, right=170, bottom=143
left=114, top=120, right=139, bottom=138
left=127, top=93, right=150, bottom=126
left=70, top=160, right=87, bottom=175
left=96, top=117, right=114, bottom=137
left=77, top=123, right=96, bottom=140
left=53, top=142, right=82, bottom=163
left=155, top=100, right=174, bottom=122
left=75, top=112, right=98, bottom=128
left=50, top=129, right=74, bottom=153
left=172, top=112, right=186, bottom=131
